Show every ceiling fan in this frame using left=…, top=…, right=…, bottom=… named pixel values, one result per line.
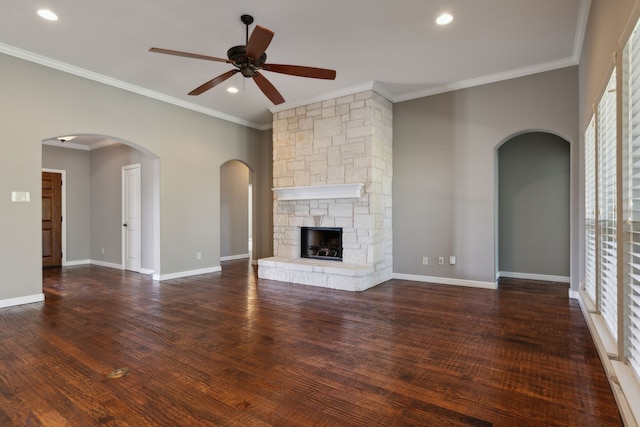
left=149, top=14, right=337, bottom=105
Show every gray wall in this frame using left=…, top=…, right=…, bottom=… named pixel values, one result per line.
left=90, top=143, right=157, bottom=270
left=42, top=145, right=91, bottom=262
left=393, top=66, right=578, bottom=285
left=0, top=51, right=272, bottom=302
left=498, top=132, right=570, bottom=277
left=220, top=160, right=249, bottom=258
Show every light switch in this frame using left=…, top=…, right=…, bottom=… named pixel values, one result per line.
left=11, top=191, right=30, bottom=202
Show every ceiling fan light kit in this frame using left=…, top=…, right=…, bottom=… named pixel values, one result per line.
left=149, top=14, right=336, bottom=105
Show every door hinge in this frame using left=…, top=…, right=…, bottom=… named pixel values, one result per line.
left=61, top=216, right=63, bottom=222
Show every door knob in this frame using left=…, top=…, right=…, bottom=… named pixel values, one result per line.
left=123, top=224, right=127, bottom=227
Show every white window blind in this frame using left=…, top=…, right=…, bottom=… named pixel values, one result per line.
left=598, top=68, right=618, bottom=340
left=585, top=116, right=597, bottom=303
left=624, top=23, right=640, bottom=380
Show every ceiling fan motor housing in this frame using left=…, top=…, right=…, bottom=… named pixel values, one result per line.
left=227, top=45, right=267, bottom=77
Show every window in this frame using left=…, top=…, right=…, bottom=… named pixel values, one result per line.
left=598, top=69, right=618, bottom=340
left=624, top=21, right=640, bottom=381
left=585, top=116, right=597, bottom=304
left=584, top=15, right=640, bottom=423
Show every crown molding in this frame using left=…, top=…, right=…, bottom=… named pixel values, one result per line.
left=573, top=0, right=592, bottom=63
left=42, top=138, right=119, bottom=151
left=269, top=82, right=378, bottom=114
left=0, top=43, right=266, bottom=131
left=392, top=56, right=579, bottom=103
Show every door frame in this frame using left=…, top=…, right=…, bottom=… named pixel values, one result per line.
left=42, top=168, right=67, bottom=266
left=122, top=163, right=142, bottom=272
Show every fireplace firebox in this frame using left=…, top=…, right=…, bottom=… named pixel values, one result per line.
left=301, top=227, right=342, bottom=261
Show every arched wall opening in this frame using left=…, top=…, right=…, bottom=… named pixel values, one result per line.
left=495, top=131, right=571, bottom=283
left=220, top=160, right=253, bottom=263
left=41, top=134, right=161, bottom=275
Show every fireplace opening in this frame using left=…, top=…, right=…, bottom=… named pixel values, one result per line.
left=301, top=227, right=342, bottom=261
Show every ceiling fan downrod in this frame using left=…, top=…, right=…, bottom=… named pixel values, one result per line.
left=241, top=14, right=254, bottom=44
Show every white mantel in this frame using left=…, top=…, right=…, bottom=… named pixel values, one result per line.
left=273, top=183, right=364, bottom=201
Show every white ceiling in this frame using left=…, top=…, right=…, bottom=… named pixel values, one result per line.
left=1, top=0, right=588, bottom=132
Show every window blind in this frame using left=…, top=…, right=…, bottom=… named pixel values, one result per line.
left=625, top=24, right=640, bottom=380
left=585, top=116, right=597, bottom=304
left=598, top=68, right=618, bottom=340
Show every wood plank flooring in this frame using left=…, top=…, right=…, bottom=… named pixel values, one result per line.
left=0, top=260, right=622, bottom=426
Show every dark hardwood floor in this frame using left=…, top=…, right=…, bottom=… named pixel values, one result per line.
left=0, top=260, right=621, bottom=426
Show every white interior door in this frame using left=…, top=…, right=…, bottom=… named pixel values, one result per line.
left=122, top=164, right=141, bottom=272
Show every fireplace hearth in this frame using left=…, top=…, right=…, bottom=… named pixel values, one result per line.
left=301, top=227, right=342, bottom=261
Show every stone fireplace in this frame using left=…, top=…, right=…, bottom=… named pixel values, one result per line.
left=258, top=90, right=393, bottom=291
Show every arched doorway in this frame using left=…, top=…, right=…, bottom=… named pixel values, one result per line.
left=41, top=134, right=160, bottom=275
left=220, top=160, right=252, bottom=262
left=497, top=131, right=570, bottom=283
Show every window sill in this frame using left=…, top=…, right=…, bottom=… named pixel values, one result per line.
left=611, top=361, right=640, bottom=427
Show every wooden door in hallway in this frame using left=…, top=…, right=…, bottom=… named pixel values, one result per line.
left=42, top=171, right=62, bottom=267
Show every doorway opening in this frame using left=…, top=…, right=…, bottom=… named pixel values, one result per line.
left=41, top=134, right=160, bottom=275
left=220, top=160, right=252, bottom=262
left=496, top=131, right=570, bottom=284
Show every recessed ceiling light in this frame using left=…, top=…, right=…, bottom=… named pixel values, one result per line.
left=37, top=9, right=59, bottom=21
left=436, top=13, right=453, bottom=26
left=227, top=87, right=239, bottom=94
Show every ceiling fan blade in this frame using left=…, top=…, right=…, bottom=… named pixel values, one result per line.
left=246, top=25, right=274, bottom=62
left=189, top=69, right=239, bottom=96
left=253, top=72, right=285, bottom=105
left=263, top=64, right=336, bottom=80
left=149, top=47, right=232, bottom=64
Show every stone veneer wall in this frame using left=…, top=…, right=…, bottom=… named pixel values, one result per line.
left=270, top=90, right=393, bottom=286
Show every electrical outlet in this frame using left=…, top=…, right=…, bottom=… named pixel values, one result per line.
left=422, top=257, right=429, bottom=265
left=450, top=256, right=456, bottom=265
left=101, top=247, right=105, bottom=254
left=438, top=257, right=444, bottom=265
left=196, top=252, right=202, bottom=260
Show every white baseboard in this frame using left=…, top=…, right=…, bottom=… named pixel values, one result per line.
left=90, top=260, right=123, bottom=270
left=63, top=260, right=153, bottom=276
left=392, top=273, right=497, bottom=290
left=220, top=253, right=250, bottom=261
left=64, top=259, right=91, bottom=266
left=154, top=266, right=222, bottom=281
left=497, top=271, right=570, bottom=283
left=568, top=290, right=580, bottom=300
left=0, top=293, right=45, bottom=308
